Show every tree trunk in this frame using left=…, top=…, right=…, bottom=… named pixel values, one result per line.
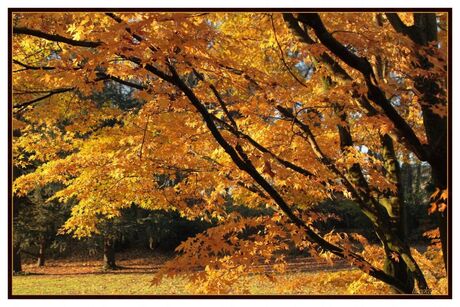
left=13, top=244, right=22, bottom=273
left=334, top=109, right=420, bottom=293
left=37, top=238, right=46, bottom=267
left=409, top=13, right=448, bottom=271
left=418, top=72, right=448, bottom=269
left=379, top=134, right=415, bottom=293
left=431, top=164, right=448, bottom=268
left=383, top=250, right=414, bottom=294
left=103, top=237, right=117, bottom=270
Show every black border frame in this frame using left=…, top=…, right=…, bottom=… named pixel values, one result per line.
left=7, top=7, right=452, bottom=299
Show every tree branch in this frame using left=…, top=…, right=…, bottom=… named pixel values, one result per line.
left=13, top=27, right=102, bottom=48
left=283, top=13, right=377, bottom=116
left=13, top=58, right=147, bottom=91
left=210, top=113, right=315, bottom=179
left=385, top=13, right=424, bottom=45
left=270, top=14, right=309, bottom=89
left=105, top=13, right=159, bottom=53
left=190, top=66, right=316, bottom=179
left=13, top=59, right=55, bottom=71
left=13, top=87, right=74, bottom=111
left=95, top=72, right=147, bottom=91
left=283, top=13, right=315, bottom=44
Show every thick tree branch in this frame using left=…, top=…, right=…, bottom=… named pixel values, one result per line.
left=13, top=27, right=102, bottom=48
left=190, top=67, right=316, bottom=179
left=283, top=14, right=377, bottom=116
left=283, top=13, right=351, bottom=80
left=297, top=14, right=374, bottom=77
left=283, top=13, right=315, bottom=44
left=385, top=13, right=424, bottom=45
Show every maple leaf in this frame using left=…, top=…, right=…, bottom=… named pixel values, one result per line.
left=262, top=160, right=275, bottom=178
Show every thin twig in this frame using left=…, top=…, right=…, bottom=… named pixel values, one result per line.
left=270, top=14, right=309, bottom=89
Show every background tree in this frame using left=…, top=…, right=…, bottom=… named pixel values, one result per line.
left=12, top=184, right=72, bottom=271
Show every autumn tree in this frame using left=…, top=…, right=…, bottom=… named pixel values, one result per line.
left=11, top=11, right=448, bottom=294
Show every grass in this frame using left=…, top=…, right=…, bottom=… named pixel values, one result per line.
left=12, top=273, right=188, bottom=295
left=12, top=269, right=392, bottom=296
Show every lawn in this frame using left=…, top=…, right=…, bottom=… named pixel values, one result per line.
left=11, top=250, right=447, bottom=296
left=12, top=272, right=187, bottom=295
left=12, top=269, right=391, bottom=295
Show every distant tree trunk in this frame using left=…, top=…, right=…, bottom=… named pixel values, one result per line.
left=37, top=238, right=46, bottom=267
left=13, top=244, right=22, bottom=273
left=103, top=237, right=117, bottom=270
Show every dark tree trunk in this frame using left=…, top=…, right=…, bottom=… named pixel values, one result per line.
left=431, top=164, right=448, bottom=268
left=410, top=13, right=448, bottom=271
left=386, top=12, right=449, bottom=272
left=383, top=252, right=414, bottom=294
left=103, top=237, right=117, bottom=270
left=37, top=238, right=46, bottom=267
left=417, top=53, right=448, bottom=268
left=13, top=244, right=22, bottom=273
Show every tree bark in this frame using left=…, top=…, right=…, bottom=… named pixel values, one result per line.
left=103, top=237, right=117, bottom=270
left=413, top=14, right=448, bottom=270
left=13, top=244, right=22, bottom=273
left=386, top=12, right=448, bottom=270
left=37, top=238, right=46, bottom=267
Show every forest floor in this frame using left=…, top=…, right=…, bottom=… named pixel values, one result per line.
left=11, top=248, right=447, bottom=296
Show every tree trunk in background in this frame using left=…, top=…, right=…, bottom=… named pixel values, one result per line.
left=37, top=238, right=46, bottom=267
left=103, top=237, right=117, bottom=270
left=13, top=244, right=22, bottom=273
